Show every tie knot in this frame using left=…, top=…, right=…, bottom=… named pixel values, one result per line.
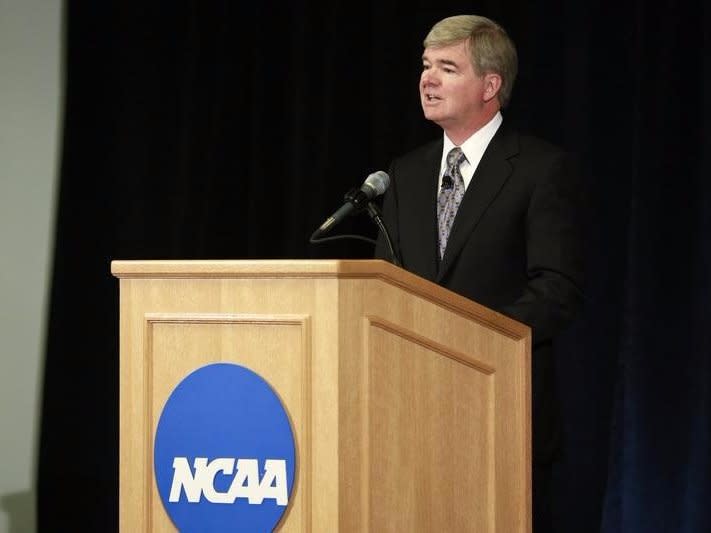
left=446, top=147, right=466, bottom=170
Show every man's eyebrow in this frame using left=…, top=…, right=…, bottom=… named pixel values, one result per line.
left=421, top=56, right=460, bottom=68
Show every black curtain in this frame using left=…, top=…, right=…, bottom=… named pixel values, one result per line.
left=39, top=2, right=710, bottom=531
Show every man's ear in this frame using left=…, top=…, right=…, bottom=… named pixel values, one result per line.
left=483, top=73, right=502, bottom=103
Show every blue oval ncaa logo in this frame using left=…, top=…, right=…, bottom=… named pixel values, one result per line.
left=154, top=363, right=296, bottom=532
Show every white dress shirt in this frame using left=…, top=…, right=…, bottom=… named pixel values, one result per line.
left=438, top=111, right=503, bottom=192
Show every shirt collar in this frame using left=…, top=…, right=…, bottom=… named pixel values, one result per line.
left=443, top=111, right=503, bottom=164
left=439, top=111, right=503, bottom=190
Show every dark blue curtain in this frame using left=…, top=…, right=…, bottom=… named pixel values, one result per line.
left=39, top=2, right=710, bottom=531
left=599, top=2, right=711, bottom=531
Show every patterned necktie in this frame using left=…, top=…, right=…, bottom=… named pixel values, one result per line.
left=437, top=147, right=467, bottom=259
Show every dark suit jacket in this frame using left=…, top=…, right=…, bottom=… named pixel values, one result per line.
left=375, top=123, right=585, bottom=463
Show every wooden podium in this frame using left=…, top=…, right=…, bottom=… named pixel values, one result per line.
left=112, top=259, right=531, bottom=532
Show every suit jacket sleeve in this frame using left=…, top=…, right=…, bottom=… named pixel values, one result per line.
left=498, top=151, right=586, bottom=345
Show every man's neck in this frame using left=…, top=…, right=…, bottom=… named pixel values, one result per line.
left=442, top=107, right=500, bottom=146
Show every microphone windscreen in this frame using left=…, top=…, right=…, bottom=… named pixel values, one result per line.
left=362, top=171, right=390, bottom=197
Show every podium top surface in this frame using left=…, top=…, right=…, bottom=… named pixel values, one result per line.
left=111, top=259, right=529, bottom=339
left=112, top=259, right=398, bottom=278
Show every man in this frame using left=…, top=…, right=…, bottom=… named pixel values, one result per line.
left=375, top=15, right=585, bottom=532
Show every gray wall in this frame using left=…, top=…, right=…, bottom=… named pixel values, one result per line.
left=0, top=1, right=63, bottom=531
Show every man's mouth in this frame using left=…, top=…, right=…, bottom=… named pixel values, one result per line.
left=424, top=93, right=442, bottom=102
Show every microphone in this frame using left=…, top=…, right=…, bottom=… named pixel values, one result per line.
left=314, top=171, right=390, bottom=236
left=441, top=175, right=454, bottom=190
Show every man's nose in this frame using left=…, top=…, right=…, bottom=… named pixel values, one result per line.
left=421, top=69, right=440, bottom=86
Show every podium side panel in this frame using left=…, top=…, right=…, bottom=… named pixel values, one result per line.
left=336, top=277, right=529, bottom=533
left=365, top=320, right=494, bottom=532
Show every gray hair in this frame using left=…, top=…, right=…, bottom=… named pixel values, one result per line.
left=424, top=15, right=518, bottom=108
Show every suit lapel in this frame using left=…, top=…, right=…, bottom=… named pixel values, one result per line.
left=406, top=140, right=441, bottom=281
left=436, top=125, right=520, bottom=282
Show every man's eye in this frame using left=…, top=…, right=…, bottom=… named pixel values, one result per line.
left=444, top=68, right=455, bottom=74
left=422, top=64, right=431, bottom=70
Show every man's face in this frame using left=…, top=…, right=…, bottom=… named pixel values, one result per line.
left=420, top=40, right=492, bottom=130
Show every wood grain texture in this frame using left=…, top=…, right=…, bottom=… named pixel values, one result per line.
left=114, top=260, right=531, bottom=532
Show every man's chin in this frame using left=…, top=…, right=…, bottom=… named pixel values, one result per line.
left=422, top=108, right=443, bottom=124
left=422, top=111, right=446, bottom=128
